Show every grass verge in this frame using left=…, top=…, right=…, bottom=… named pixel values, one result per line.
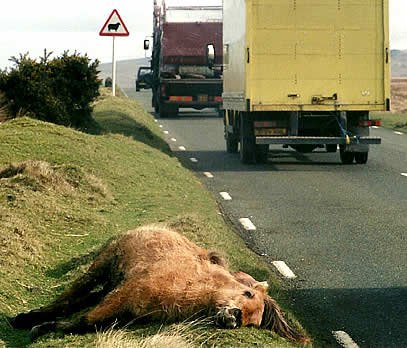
left=372, top=111, right=407, bottom=133
left=0, top=90, right=308, bottom=347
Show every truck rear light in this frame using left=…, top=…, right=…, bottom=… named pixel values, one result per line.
left=254, top=121, right=280, bottom=128
left=169, top=96, right=193, bottom=102
left=215, top=96, right=223, bottom=102
left=161, top=85, right=166, bottom=97
left=359, top=119, right=381, bottom=127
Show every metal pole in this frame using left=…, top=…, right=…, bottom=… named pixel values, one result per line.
left=112, top=36, right=116, bottom=96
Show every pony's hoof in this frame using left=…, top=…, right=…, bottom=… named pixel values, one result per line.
left=6, top=316, right=17, bottom=328
left=30, top=321, right=57, bottom=341
left=30, top=325, right=41, bottom=342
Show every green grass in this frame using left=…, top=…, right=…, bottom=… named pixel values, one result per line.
left=372, top=111, right=407, bottom=133
left=0, top=91, right=308, bottom=347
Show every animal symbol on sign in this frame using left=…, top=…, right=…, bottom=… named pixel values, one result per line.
left=108, top=23, right=121, bottom=32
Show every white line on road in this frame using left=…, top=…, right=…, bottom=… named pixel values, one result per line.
left=401, top=173, right=407, bottom=177
left=203, top=172, right=214, bottom=178
left=163, top=130, right=169, bottom=134
left=272, top=261, right=297, bottom=279
left=394, top=131, right=404, bottom=135
left=239, top=218, right=256, bottom=231
left=332, top=331, right=360, bottom=348
left=171, top=138, right=177, bottom=142
left=159, top=125, right=163, bottom=128
left=371, top=126, right=379, bottom=129
left=178, top=146, right=186, bottom=151
left=190, top=158, right=198, bottom=163
left=121, top=88, right=129, bottom=98
left=220, top=192, right=232, bottom=200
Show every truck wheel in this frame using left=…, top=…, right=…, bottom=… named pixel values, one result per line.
left=255, top=145, right=268, bottom=163
left=239, top=113, right=256, bottom=164
left=340, top=146, right=355, bottom=164
left=226, top=133, right=238, bottom=153
left=159, top=103, right=168, bottom=118
left=326, top=144, right=337, bottom=153
left=355, top=152, right=368, bottom=164
left=216, top=108, right=224, bottom=118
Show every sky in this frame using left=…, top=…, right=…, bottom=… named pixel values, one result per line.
left=0, top=0, right=406, bottom=71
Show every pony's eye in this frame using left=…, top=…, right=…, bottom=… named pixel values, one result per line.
left=244, top=291, right=254, bottom=298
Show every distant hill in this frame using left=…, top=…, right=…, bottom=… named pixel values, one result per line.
left=391, top=50, right=407, bottom=78
left=99, top=57, right=150, bottom=89
left=101, top=50, right=407, bottom=88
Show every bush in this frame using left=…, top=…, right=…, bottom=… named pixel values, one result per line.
left=0, top=51, right=101, bottom=129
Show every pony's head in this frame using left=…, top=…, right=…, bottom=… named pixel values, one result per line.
left=214, top=280, right=268, bottom=329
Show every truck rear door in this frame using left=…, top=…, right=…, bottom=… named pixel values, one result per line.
left=247, top=0, right=390, bottom=111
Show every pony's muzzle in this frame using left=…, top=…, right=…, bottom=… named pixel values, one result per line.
left=215, top=307, right=242, bottom=329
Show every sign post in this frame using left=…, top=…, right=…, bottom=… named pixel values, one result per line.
left=99, top=9, right=130, bottom=96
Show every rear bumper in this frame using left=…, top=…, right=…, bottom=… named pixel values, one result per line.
left=256, top=136, right=381, bottom=145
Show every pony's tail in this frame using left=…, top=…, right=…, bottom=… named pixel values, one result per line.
left=261, top=295, right=311, bottom=344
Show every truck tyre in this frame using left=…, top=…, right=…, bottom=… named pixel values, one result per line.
left=255, top=145, right=268, bottom=163
left=226, top=133, right=238, bottom=153
left=340, top=146, right=355, bottom=164
left=239, top=113, right=256, bottom=164
left=326, top=144, right=337, bottom=153
left=159, top=102, right=169, bottom=118
left=355, top=152, right=368, bottom=164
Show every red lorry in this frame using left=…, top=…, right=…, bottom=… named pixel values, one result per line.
left=145, top=1, right=223, bottom=118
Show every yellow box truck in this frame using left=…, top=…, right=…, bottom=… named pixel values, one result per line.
left=221, top=0, right=390, bottom=164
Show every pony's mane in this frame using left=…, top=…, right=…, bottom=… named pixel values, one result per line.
left=261, top=296, right=311, bottom=344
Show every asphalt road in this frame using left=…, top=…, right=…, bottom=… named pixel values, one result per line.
left=125, top=88, right=407, bottom=348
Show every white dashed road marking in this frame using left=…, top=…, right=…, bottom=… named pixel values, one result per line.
left=220, top=192, right=232, bottom=200
left=332, top=331, right=360, bottom=348
left=401, top=173, right=407, bottom=177
left=272, top=261, right=297, bottom=279
left=190, top=158, right=198, bottom=163
left=171, top=138, right=177, bottom=142
left=372, top=126, right=379, bottom=129
left=163, top=130, right=169, bottom=134
left=178, top=146, right=186, bottom=151
left=159, top=125, right=163, bottom=128
left=239, top=218, right=256, bottom=231
left=203, top=172, right=214, bottom=178
left=394, top=131, right=404, bottom=135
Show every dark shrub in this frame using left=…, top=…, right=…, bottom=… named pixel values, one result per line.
left=0, top=51, right=101, bottom=129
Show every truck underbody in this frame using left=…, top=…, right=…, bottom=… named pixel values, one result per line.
left=224, top=109, right=381, bottom=164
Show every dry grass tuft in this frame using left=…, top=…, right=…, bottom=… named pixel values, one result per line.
left=0, top=160, right=112, bottom=269
left=0, top=160, right=111, bottom=198
left=0, top=161, right=69, bottom=191
left=94, top=320, right=212, bottom=348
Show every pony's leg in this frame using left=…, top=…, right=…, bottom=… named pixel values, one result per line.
left=8, top=288, right=105, bottom=329
left=9, top=253, right=120, bottom=329
left=30, top=284, right=132, bottom=341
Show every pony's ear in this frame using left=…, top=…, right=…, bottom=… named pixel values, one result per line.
left=208, top=251, right=226, bottom=267
left=254, top=281, right=269, bottom=292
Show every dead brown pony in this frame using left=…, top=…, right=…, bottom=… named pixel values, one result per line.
left=8, top=225, right=309, bottom=343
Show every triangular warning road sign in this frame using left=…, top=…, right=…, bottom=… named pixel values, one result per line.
left=99, top=9, right=129, bottom=36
